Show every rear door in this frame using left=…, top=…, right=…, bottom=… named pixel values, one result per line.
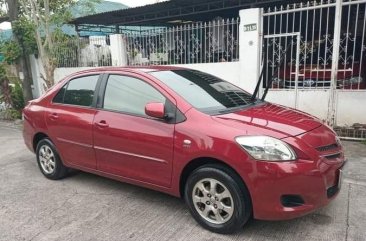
left=93, top=73, right=176, bottom=187
left=46, top=74, right=101, bottom=169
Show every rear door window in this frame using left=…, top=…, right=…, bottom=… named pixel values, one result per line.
left=53, top=75, right=99, bottom=107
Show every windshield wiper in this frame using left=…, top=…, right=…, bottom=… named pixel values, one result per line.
left=251, top=41, right=292, bottom=102
left=250, top=44, right=267, bottom=102
left=250, top=52, right=266, bottom=102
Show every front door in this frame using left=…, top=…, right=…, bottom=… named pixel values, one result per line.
left=93, top=74, right=175, bottom=187
left=46, top=74, right=100, bottom=169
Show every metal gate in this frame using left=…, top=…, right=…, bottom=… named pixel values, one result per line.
left=261, top=0, right=366, bottom=129
left=262, top=33, right=301, bottom=108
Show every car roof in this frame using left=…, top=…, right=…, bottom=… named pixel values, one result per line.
left=71, top=65, right=187, bottom=77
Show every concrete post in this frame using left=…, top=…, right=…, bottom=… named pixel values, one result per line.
left=29, top=54, right=45, bottom=98
left=110, top=34, right=128, bottom=66
left=328, top=0, right=343, bottom=126
left=239, top=8, right=263, bottom=95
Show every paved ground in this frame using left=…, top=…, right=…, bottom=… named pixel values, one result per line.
left=0, top=122, right=365, bottom=241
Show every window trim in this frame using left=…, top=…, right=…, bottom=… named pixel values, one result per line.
left=98, top=73, right=182, bottom=123
left=51, top=74, right=102, bottom=109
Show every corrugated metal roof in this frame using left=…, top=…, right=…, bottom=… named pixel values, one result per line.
left=71, top=0, right=289, bottom=26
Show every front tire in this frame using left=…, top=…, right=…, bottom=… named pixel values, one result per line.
left=36, top=138, right=68, bottom=180
left=184, top=164, right=252, bottom=234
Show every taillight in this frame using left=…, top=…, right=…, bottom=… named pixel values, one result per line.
left=22, top=101, right=33, bottom=120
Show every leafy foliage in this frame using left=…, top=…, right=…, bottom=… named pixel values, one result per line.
left=1, top=41, right=22, bottom=64
left=0, top=63, right=24, bottom=120
left=0, top=64, right=12, bottom=107
left=10, top=80, right=25, bottom=111
left=0, top=63, right=6, bottom=79
left=12, top=18, right=38, bottom=55
left=0, top=90, right=11, bottom=115
left=0, top=0, right=100, bottom=95
left=4, top=108, right=22, bottom=119
left=16, top=0, right=100, bottom=89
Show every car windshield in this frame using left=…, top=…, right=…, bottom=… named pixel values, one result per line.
left=150, top=70, right=259, bottom=115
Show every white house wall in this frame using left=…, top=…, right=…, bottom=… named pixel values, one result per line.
left=336, top=91, right=366, bottom=126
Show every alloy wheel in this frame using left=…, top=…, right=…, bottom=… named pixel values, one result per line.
left=192, top=178, right=234, bottom=224
left=38, top=145, right=56, bottom=174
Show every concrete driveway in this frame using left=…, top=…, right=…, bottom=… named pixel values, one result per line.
left=0, top=121, right=365, bottom=241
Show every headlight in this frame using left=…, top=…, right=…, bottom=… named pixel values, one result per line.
left=235, top=136, right=297, bottom=161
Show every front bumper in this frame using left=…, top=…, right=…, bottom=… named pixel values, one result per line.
left=250, top=154, right=346, bottom=221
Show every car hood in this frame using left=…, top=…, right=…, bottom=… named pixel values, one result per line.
left=212, top=103, right=322, bottom=139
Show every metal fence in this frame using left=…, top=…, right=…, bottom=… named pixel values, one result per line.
left=55, top=36, right=112, bottom=68
left=262, top=0, right=366, bottom=91
left=334, top=124, right=366, bottom=140
left=125, top=18, right=240, bottom=65
left=54, top=18, right=240, bottom=67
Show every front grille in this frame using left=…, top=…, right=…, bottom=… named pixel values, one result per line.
left=316, top=143, right=338, bottom=152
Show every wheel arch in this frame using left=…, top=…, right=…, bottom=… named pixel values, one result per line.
left=179, top=157, right=252, bottom=202
left=33, top=132, right=50, bottom=152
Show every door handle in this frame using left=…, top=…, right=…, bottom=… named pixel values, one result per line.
left=48, top=113, right=59, bottom=120
left=95, top=120, right=109, bottom=128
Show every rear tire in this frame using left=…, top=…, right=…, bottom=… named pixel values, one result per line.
left=184, top=164, right=252, bottom=234
left=36, top=138, right=68, bottom=180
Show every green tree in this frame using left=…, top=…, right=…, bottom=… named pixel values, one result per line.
left=18, top=0, right=77, bottom=89
left=0, top=62, right=25, bottom=120
left=18, top=0, right=98, bottom=90
left=1, top=0, right=99, bottom=92
left=0, top=0, right=34, bottom=103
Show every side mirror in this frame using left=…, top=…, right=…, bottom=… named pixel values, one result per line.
left=145, top=102, right=165, bottom=119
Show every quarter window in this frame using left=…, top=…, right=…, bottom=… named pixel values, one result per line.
left=53, top=75, right=99, bottom=107
left=103, top=75, right=166, bottom=116
left=53, top=85, right=67, bottom=104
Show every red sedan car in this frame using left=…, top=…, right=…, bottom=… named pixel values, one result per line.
left=23, top=66, right=345, bottom=234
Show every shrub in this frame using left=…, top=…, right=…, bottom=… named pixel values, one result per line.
left=4, top=108, right=22, bottom=120
left=10, top=81, right=25, bottom=112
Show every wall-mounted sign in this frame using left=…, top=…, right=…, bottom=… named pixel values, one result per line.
left=244, top=23, right=257, bottom=32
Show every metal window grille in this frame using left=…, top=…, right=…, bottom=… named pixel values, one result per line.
left=54, top=18, right=240, bottom=67
left=124, top=18, right=240, bottom=66
left=262, top=0, right=366, bottom=91
left=54, top=36, right=112, bottom=68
